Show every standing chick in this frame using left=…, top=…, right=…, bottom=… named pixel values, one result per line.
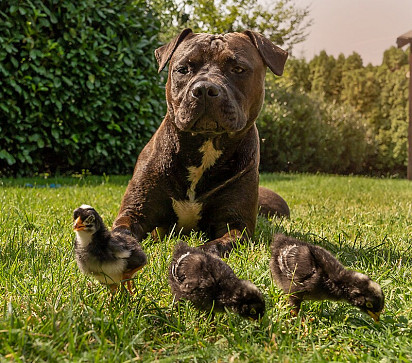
left=169, top=242, right=265, bottom=319
left=270, top=234, right=384, bottom=322
left=73, top=205, right=147, bottom=294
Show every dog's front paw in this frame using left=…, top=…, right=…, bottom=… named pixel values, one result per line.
left=198, top=240, right=232, bottom=258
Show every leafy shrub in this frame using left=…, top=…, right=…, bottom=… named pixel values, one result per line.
left=280, top=49, right=409, bottom=176
left=0, top=0, right=164, bottom=176
left=367, top=64, right=409, bottom=175
left=257, top=85, right=372, bottom=174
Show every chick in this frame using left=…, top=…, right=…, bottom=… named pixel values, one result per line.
left=73, top=205, right=147, bottom=294
left=169, top=242, right=265, bottom=319
left=269, top=234, right=384, bottom=322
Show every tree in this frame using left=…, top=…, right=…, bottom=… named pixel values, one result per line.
left=340, top=66, right=380, bottom=115
left=309, top=51, right=337, bottom=98
left=372, top=60, right=409, bottom=172
left=149, top=0, right=312, bottom=49
left=263, top=46, right=409, bottom=176
left=274, top=57, right=311, bottom=93
left=382, top=46, right=408, bottom=71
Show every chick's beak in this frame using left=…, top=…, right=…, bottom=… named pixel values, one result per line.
left=367, top=310, right=380, bottom=322
left=73, top=216, right=85, bottom=231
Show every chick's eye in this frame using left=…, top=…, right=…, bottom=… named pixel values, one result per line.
left=366, top=302, right=373, bottom=309
left=232, top=66, right=245, bottom=74
left=250, top=308, right=256, bottom=315
left=84, top=215, right=95, bottom=224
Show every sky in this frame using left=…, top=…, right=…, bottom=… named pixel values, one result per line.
left=291, top=0, right=412, bottom=65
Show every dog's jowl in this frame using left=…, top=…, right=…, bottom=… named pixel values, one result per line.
left=112, top=29, right=288, bottom=257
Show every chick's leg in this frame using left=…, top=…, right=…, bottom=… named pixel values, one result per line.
left=122, top=266, right=144, bottom=295
left=108, top=283, right=118, bottom=294
left=288, top=294, right=302, bottom=316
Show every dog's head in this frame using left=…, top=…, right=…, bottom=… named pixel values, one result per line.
left=155, top=29, right=288, bottom=137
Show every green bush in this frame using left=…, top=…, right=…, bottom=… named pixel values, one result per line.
left=257, top=85, right=372, bottom=174
left=0, top=0, right=164, bottom=176
left=283, top=49, right=409, bottom=176
left=368, top=64, right=409, bottom=175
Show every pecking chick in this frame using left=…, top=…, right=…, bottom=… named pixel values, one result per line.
left=269, top=234, right=384, bottom=322
left=73, top=204, right=147, bottom=294
left=169, top=242, right=265, bottom=320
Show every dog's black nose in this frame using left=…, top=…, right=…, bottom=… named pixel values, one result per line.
left=191, top=81, right=220, bottom=99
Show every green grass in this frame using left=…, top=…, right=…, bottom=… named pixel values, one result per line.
left=0, top=173, right=411, bottom=362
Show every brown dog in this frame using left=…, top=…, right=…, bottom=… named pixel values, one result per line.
left=112, top=29, right=288, bottom=256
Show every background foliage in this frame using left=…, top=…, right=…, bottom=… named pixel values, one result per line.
left=149, top=0, right=312, bottom=47
left=258, top=81, right=371, bottom=174
left=0, top=0, right=409, bottom=177
left=258, top=46, right=410, bottom=176
left=0, top=0, right=164, bottom=176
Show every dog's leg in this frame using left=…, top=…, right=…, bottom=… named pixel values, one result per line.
left=111, top=214, right=148, bottom=242
left=258, top=186, right=290, bottom=219
left=199, top=229, right=246, bottom=257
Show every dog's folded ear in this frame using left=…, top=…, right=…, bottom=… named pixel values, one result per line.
left=155, top=28, right=193, bottom=73
left=243, top=30, right=288, bottom=76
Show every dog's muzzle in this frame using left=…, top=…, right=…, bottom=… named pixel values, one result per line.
left=191, top=81, right=220, bottom=100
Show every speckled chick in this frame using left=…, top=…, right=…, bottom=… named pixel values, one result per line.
left=169, top=242, right=265, bottom=319
left=73, top=205, right=147, bottom=293
left=270, top=234, right=384, bottom=322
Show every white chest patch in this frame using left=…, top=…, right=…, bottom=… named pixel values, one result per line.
left=172, top=140, right=222, bottom=231
left=172, top=199, right=203, bottom=231
left=75, top=230, right=93, bottom=247
left=186, top=139, right=223, bottom=201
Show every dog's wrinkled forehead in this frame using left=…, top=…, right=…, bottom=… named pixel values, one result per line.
left=209, top=34, right=226, bottom=51
left=156, top=28, right=287, bottom=75
left=171, top=32, right=260, bottom=66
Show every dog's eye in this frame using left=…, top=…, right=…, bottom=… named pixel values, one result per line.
left=232, top=66, right=245, bottom=74
left=176, top=66, right=189, bottom=75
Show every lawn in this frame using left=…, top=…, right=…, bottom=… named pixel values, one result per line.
left=0, top=173, right=411, bottom=362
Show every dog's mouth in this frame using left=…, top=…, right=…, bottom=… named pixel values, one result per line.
left=189, top=131, right=226, bottom=137
left=175, top=99, right=246, bottom=135
left=174, top=103, right=224, bottom=133
left=190, top=116, right=226, bottom=134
